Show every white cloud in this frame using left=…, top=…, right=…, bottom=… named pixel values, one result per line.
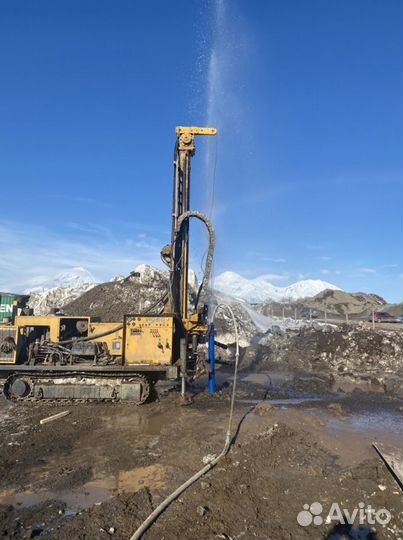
left=359, top=267, right=376, bottom=274
left=0, top=220, right=163, bottom=292
left=320, top=269, right=330, bottom=275
left=317, top=256, right=332, bottom=261
left=265, top=257, right=287, bottom=263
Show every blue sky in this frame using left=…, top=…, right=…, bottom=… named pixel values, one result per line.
left=1, top=0, right=403, bottom=302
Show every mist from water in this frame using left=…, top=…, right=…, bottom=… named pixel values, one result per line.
left=187, top=0, right=252, bottom=288
left=201, top=0, right=252, bottom=292
left=204, top=0, right=251, bottom=219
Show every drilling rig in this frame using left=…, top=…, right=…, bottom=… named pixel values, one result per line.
left=0, top=126, right=217, bottom=404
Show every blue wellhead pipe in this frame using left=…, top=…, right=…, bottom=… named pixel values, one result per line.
left=208, top=323, right=216, bottom=394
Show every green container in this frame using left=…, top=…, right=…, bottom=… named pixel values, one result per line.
left=0, top=295, right=15, bottom=323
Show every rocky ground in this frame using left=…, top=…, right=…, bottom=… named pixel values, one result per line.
left=236, top=323, right=403, bottom=393
left=0, top=370, right=403, bottom=540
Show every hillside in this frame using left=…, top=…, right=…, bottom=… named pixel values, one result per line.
left=256, top=288, right=386, bottom=318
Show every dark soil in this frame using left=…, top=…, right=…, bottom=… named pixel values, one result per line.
left=0, top=372, right=402, bottom=540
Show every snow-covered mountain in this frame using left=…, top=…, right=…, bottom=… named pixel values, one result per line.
left=23, top=264, right=339, bottom=335
left=28, top=267, right=97, bottom=293
left=25, top=265, right=199, bottom=316
left=26, top=267, right=98, bottom=315
left=21, top=264, right=325, bottom=346
left=213, top=271, right=340, bottom=303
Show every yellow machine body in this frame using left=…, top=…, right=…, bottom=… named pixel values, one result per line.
left=123, top=316, right=173, bottom=365
left=88, top=322, right=124, bottom=357
left=89, top=317, right=175, bottom=365
left=2, top=315, right=177, bottom=367
left=14, top=315, right=90, bottom=342
left=1, top=314, right=204, bottom=367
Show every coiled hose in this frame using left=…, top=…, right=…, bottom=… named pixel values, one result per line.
left=128, top=303, right=239, bottom=540
left=172, top=211, right=215, bottom=312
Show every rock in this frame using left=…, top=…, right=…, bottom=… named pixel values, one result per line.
left=253, top=403, right=275, bottom=416
left=178, top=393, right=193, bottom=407
left=327, top=403, right=348, bottom=418
left=202, top=454, right=216, bottom=465
left=271, top=325, right=284, bottom=336
left=384, top=378, right=403, bottom=399
left=197, top=505, right=209, bottom=516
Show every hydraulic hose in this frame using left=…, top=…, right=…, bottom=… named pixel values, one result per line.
left=127, top=303, right=239, bottom=540
left=174, top=211, right=215, bottom=311
left=58, top=324, right=124, bottom=345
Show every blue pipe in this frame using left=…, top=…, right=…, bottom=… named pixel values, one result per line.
left=208, top=323, right=216, bottom=394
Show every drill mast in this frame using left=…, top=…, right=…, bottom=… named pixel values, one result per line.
left=169, top=126, right=217, bottom=320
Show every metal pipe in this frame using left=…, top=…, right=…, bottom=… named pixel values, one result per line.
left=179, top=337, right=187, bottom=396
left=208, top=323, right=216, bottom=394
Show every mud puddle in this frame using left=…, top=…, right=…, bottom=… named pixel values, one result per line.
left=245, top=401, right=403, bottom=467
left=0, top=463, right=166, bottom=511
left=239, top=396, right=325, bottom=406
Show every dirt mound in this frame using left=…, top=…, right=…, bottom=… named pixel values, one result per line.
left=241, top=324, right=403, bottom=381
left=63, top=277, right=168, bottom=322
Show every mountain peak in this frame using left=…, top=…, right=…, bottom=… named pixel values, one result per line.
left=214, top=272, right=340, bottom=303
left=26, top=267, right=97, bottom=294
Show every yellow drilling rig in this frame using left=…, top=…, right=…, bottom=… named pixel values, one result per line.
left=0, top=126, right=217, bottom=405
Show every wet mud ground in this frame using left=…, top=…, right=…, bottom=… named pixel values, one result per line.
left=1, top=368, right=403, bottom=539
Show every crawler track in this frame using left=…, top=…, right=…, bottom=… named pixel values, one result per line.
left=3, top=372, right=151, bottom=405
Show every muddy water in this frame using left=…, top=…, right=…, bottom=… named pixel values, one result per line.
left=215, top=368, right=403, bottom=469
left=0, top=406, right=176, bottom=510
left=0, top=464, right=166, bottom=510
left=0, top=399, right=229, bottom=512
left=236, top=369, right=403, bottom=467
